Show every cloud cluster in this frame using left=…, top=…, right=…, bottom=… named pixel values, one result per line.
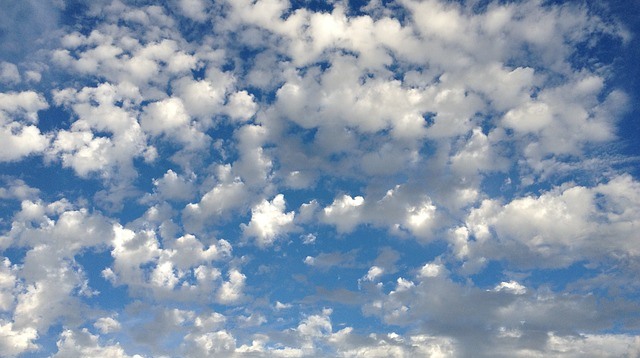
left=0, top=0, right=637, bottom=356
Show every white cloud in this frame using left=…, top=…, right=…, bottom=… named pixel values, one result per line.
left=94, top=317, right=122, bottom=334
left=13, top=252, right=88, bottom=332
left=6, top=201, right=113, bottom=253
left=322, top=195, right=365, bottom=233
left=182, top=330, right=236, bottom=357
left=0, top=200, right=118, bottom=341
left=320, top=187, right=444, bottom=241
left=53, top=329, right=141, bottom=358
left=303, top=251, right=357, bottom=270
left=242, top=194, right=295, bottom=247
left=171, top=73, right=232, bottom=121
left=0, top=62, right=20, bottom=84
left=152, top=169, right=196, bottom=201
left=0, top=91, right=49, bottom=162
left=225, top=90, right=258, bottom=122
left=0, top=91, right=47, bottom=117
left=0, top=259, right=17, bottom=311
left=183, top=165, right=249, bottom=231
left=233, top=124, right=273, bottom=186
left=49, top=83, right=148, bottom=184
left=403, top=200, right=438, bottom=238
left=297, top=309, right=333, bottom=338
left=176, top=0, right=210, bottom=22
left=0, top=125, right=49, bottom=162
left=109, top=224, right=237, bottom=302
left=141, top=97, right=190, bottom=136
left=503, top=101, right=553, bottom=133
left=0, top=320, right=38, bottom=357
left=363, top=266, right=384, bottom=282
left=0, top=179, right=39, bottom=201
left=493, top=281, right=527, bottom=295
left=275, top=301, right=292, bottom=310
left=193, top=311, right=226, bottom=331
left=460, top=175, right=640, bottom=268
left=216, top=269, right=246, bottom=304
left=0, top=0, right=635, bottom=356
left=418, top=262, right=444, bottom=278
left=545, top=333, right=640, bottom=358
left=300, top=233, right=317, bottom=245
left=167, top=234, right=232, bottom=270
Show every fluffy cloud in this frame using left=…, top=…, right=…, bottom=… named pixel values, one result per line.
left=108, top=224, right=238, bottom=303
left=362, top=260, right=640, bottom=357
left=0, top=91, right=49, bottom=162
left=140, top=97, right=191, bottom=136
left=0, top=179, right=39, bottom=201
left=183, top=164, right=250, bottom=231
left=175, top=0, right=210, bottom=22
left=94, top=317, right=121, bottom=334
left=151, top=169, right=196, bottom=201
left=322, top=195, right=365, bottom=233
left=53, top=329, right=141, bottom=358
left=0, top=0, right=636, bottom=356
left=458, top=174, right=640, bottom=269
left=0, top=62, right=20, bottom=84
left=0, top=320, right=38, bottom=357
left=50, top=83, right=148, bottom=181
left=242, top=194, right=296, bottom=247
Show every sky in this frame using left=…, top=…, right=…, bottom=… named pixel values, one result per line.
left=0, top=0, right=639, bottom=357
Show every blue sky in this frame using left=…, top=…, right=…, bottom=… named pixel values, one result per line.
left=0, top=0, right=639, bottom=356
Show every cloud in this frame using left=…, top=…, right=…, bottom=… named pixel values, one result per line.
left=0, top=62, right=21, bottom=84
left=183, top=164, right=250, bottom=231
left=50, top=83, right=148, bottom=181
left=140, top=97, right=191, bottom=136
left=242, top=194, right=296, bottom=247
left=458, top=174, right=640, bottom=269
left=0, top=179, right=39, bottom=201
left=322, top=195, right=365, bottom=233
left=304, top=251, right=358, bottom=270
left=94, top=317, right=121, bottom=334
left=151, top=169, right=196, bottom=201
left=216, top=269, right=246, bottom=304
left=108, top=224, right=238, bottom=303
left=182, top=330, right=237, bottom=356
left=0, top=0, right=637, bottom=356
left=53, top=329, right=140, bottom=358
left=360, top=259, right=640, bottom=357
left=0, top=91, right=49, bottom=162
left=175, top=0, right=210, bottom=22
left=0, top=320, right=38, bottom=357
left=362, top=265, right=384, bottom=282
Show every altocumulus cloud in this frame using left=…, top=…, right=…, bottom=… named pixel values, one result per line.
left=0, top=0, right=639, bottom=357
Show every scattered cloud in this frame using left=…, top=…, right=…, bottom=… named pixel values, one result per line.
left=0, top=0, right=638, bottom=356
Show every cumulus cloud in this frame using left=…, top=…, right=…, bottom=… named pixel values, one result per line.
left=108, top=224, right=236, bottom=302
left=94, top=317, right=122, bottom=334
left=0, top=0, right=637, bottom=356
left=53, top=329, right=141, bottom=358
left=242, top=194, right=296, bottom=247
left=151, top=169, right=196, bottom=201
left=361, top=259, right=640, bottom=357
left=183, top=164, right=250, bottom=231
left=0, top=320, right=38, bottom=357
left=0, top=91, right=49, bottom=162
left=322, top=195, right=365, bottom=233
left=0, top=62, right=20, bottom=84
left=458, top=174, right=640, bottom=268
left=175, top=0, right=210, bottom=22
